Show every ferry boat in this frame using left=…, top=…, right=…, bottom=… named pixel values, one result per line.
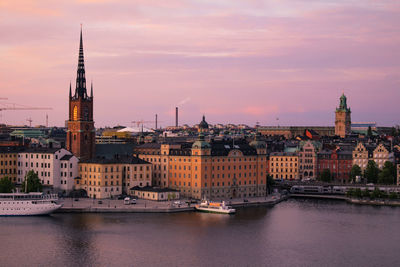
left=195, top=200, right=236, bottom=214
left=0, top=193, right=62, bottom=216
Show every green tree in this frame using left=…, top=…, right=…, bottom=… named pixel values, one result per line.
left=0, top=176, right=15, bottom=193
left=350, top=165, right=362, bottom=183
left=367, top=126, right=373, bottom=137
left=389, top=192, right=398, bottom=200
left=266, top=174, right=275, bottom=194
left=354, top=188, right=362, bottom=198
left=21, top=170, right=43, bottom=193
left=361, top=189, right=370, bottom=198
left=390, top=127, right=397, bottom=137
left=346, top=188, right=354, bottom=197
left=364, top=160, right=380, bottom=184
left=377, top=161, right=396, bottom=185
left=318, top=169, right=332, bottom=183
left=371, top=188, right=381, bottom=199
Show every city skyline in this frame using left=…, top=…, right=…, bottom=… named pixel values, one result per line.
left=1, top=1, right=400, bottom=127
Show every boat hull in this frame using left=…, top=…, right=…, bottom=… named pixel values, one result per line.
left=0, top=203, right=62, bottom=216
left=195, top=206, right=236, bottom=214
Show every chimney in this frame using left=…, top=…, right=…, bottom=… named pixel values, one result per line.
left=175, top=107, right=178, bottom=127
left=155, top=114, right=158, bottom=129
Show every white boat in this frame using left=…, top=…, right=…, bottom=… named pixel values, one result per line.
left=195, top=200, right=236, bottom=214
left=0, top=192, right=62, bottom=216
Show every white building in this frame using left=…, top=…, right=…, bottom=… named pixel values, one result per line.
left=17, top=148, right=78, bottom=194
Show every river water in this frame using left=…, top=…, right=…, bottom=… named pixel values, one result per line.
left=1, top=199, right=399, bottom=267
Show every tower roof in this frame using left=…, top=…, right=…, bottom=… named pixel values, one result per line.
left=74, top=26, right=88, bottom=99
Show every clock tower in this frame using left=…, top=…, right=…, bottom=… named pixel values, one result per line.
left=66, top=28, right=95, bottom=160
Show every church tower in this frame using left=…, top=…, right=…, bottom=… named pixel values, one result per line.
left=335, top=93, right=351, bottom=138
left=66, top=28, right=95, bottom=160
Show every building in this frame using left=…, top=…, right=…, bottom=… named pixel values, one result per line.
left=317, top=149, right=352, bottom=183
left=0, top=147, right=19, bottom=183
left=352, top=142, right=374, bottom=171
left=353, top=142, right=394, bottom=171
left=135, top=131, right=269, bottom=199
left=17, top=148, right=78, bottom=194
left=372, top=143, right=394, bottom=169
left=298, top=140, right=321, bottom=180
left=66, top=28, right=95, bottom=160
left=258, top=126, right=335, bottom=139
left=130, top=186, right=180, bottom=201
left=269, top=152, right=299, bottom=180
left=76, top=156, right=152, bottom=199
left=335, top=93, right=351, bottom=137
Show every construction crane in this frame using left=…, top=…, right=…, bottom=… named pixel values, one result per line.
left=0, top=102, right=53, bottom=123
left=131, top=119, right=164, bottom=129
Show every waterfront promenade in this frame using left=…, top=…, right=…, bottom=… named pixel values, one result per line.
left=57, top=194, right=285, bottom=213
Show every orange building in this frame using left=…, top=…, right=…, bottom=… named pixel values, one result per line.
left=0, top=148, right=18, bottom=183
left=135, top=133, right=269, bottom=199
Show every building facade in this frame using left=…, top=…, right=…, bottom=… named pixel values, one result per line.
left=335, top=93, right=351, bottom=138
left=76, top=157, right=152, bottom=199
left=135, top=134, right=268, bottom=199
left=0, top=148, right=18, bottom=183
left=66, top=29, right=95, bottom=160
left=17, top=148, right=78, bottom=194
left=298, top=141, right=321, bottom=180
left=269, top=152, right=299, bottom=180
left=317, top=149, right=352, bottom=183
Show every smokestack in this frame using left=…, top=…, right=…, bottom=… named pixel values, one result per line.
left=155, top=114, right=158, bottom=129
left=175, top=107, right=178, bottom=127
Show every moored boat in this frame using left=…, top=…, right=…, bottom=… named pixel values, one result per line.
left=195, top=200, right=236, bottom=214
left=0, top=192, right=62, bottom=216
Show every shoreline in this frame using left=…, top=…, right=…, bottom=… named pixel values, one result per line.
left=56, top=195, right=288, bottom=214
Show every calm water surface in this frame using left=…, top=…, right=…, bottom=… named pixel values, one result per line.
left=1, top=199, right=399, bottom=267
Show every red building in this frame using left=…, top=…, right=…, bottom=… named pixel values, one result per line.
left=66, top=29, right=95, bottom=160
left=317, top=149, right=352, bottom=183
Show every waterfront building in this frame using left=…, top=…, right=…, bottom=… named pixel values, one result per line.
left=75, top=156, right=152, bottom=199
left=298, top=141, right=321, bottom=180
left=0, top=148, right=18, bottom=183
left=130, top=186, right=180, bottom=201
left=335, top=93, right=351, bottom=138
left=353, top=142, right=394, bottom=171
left=317, top=149, right=352, bottom=183
left=66, top=28, right=95, bottom=160
left=352, top=142, right=374, bottom=171
left=269, top=152, right=299, bottom=180
left=17, top=148, right=78, bottom=194
left=135, top=128, right=268, bottom=199
left=372, top=143, right=394, bottom=169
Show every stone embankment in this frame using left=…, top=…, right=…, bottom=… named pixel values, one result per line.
left=56, top=195, right=287, bottom=214
left=289, top=193, right=400, bottom=207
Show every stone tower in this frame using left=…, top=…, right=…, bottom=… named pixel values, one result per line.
left=335, top=93, right=351, bottom=138
left=66, top=28, right=95, bottom=160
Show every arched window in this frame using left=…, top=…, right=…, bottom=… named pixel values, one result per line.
left=73, top=106, right=78, bottom=121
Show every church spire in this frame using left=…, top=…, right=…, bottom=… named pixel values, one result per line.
left=75, top=25, right=87, bottom=98
left=69, top=81, right=72, bottom=98
left=90, top=80, right=93, bottom=98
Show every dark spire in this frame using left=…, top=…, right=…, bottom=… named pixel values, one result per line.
left=75, top=25, right=87, bottom=98
left=90, top=80, right=93, bottom=98
left=69, top=81, right=72, bottom=98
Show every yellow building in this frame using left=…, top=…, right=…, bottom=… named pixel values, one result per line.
left=135, top=132, right=269, bottom=199
left=75, top=156, right=152, bottom=199
left=269, top=152, right=299, bottom=180
left=0, top=149, right=18, bottom=183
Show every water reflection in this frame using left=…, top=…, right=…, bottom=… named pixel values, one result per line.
left=1, top=199, right=399, bottom=267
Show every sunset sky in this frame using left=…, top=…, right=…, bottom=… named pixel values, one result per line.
left=1, top=0, right=399, bottom=128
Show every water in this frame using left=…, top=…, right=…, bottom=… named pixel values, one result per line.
left=1, top=199, right=399, bottom=267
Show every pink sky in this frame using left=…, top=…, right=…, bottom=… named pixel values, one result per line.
left=1, top=0, right=400, bottom=128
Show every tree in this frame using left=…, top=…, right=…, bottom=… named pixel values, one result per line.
left=21, top=170, right=43, bottom=193
left=318, top=169, right=332, bottom=183
left=378, top=161, right=396, bottom=185
left=354, top=188, right=362, bottom=198
left=361, top=189, right=370, bottom=198
left=367, top=126, right=373, bottom=137
left=350, top=165, right=362, bottom=183
left=0, top=176, right=14, bottom=193
left=266, top=174, right=275, bottom=194
left=364, top=160, right=380, bottom=184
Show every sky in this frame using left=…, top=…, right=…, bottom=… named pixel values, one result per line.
left=1, top=0, right=400, bottom=128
